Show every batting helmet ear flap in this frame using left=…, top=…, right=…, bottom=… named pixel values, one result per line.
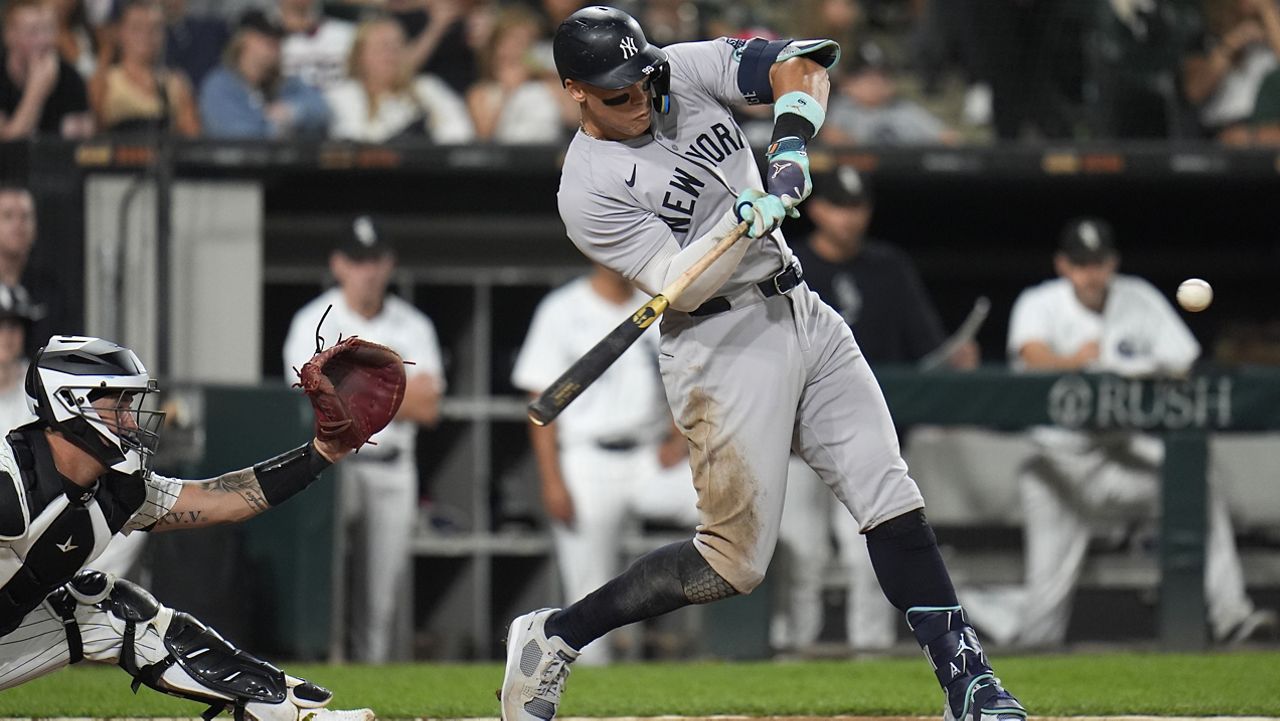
left=645, top=61, right=671, bottom=113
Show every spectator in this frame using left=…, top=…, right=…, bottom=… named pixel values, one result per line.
left=0, top=186, right=72, bottom=356
left=969, top=0, right=1083, bottom=140
left=639, top=0, right=704, bottom=46
left=1007, top=217, right=1276, bottom=647
left=528, top=0, right=578, bottom=74
left=283, top=215, right=445, bottom=663
left=465, top=5, right=566, bottom=143
left=1185, top=0, right=1280, bottom=138
left=0, top=0, right=94, bottom=139
left=326, top=14, right=473, bottom=143
left=787, top=0, right=862, bottom=58
left=89, top=0, right=200, bottom=137
left=199, top=10, right=330, bottom=139
left=279, top=0, right=356, bottom=91
left=511, top=263, right=698, bottom=665
left=162, top=0, right=231, bottom=90
left=823, top=41, right=958, bottom=146
left=1246, top=65, right=1280, bottom=140
left=773, top=167, right=977, bottom=654
left=390, top=0, right=478, bottom=96
left=51, top=0, right=97, bottom=79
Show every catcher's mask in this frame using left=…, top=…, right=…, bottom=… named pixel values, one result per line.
left=26, top=336, right=165, bottom=476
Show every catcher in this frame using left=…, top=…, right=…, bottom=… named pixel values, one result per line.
left=0, top=335, right=405, bottom=720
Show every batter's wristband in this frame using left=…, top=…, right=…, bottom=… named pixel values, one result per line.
left=255, top=443, right=332, bottom=507
left=773, top=90, right=825, bottom=135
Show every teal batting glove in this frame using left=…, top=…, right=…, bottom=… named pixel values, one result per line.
left=734, top=189, right=791, bottom=239
left=764, top=136, right=810, bottom=213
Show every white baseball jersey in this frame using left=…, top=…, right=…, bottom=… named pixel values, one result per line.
left=1006, top=276, right=1255, bottom=646
left=325, top=75, right=475, bottom=143
left=512, top=276, right=699, bottom=664
left=558, top=38, right=795, bottom=294
left=511, top=277, right=667, bottom=446
left=1007, top=274, right=1200, bottom=376
left=282, top=288, right=445, bottom=458
left=282, top=19, right=356, bottom=91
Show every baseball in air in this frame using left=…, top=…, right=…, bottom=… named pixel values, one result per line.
left=1177, top=278, right=1213, bottom=312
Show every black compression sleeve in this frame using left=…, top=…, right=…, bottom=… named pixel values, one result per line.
left=254, top=443, right=332, bottom=507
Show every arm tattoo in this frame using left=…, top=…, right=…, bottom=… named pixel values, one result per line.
left=198, top=468, right=271, bottom=515
left=155, top=509, right=205, bottom=527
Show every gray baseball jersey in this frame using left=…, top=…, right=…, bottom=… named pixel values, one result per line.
left=558, top=38, right=793, bottom=293
left=556, top=37, right=925, bottom=593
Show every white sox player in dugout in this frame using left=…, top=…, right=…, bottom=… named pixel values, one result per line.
left=499, top=8, right=1027, bottom=721
left=0, top=336, right=370, bottom=721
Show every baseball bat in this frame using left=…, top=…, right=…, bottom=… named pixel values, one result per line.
left=918, top=296, right=990, bottom=371
left=528, top=220, right=750, bottom=426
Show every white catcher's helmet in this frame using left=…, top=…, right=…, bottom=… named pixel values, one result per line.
left=25, top=336, right=165, bottom=476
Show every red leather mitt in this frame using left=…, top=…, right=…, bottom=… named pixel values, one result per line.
left=297, top=337, right=406, bottom=450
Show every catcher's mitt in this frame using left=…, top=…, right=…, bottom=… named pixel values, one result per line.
left=297, top=336, right=407, bottom=450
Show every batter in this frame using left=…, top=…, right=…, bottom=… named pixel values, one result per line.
left=500, top=8, right=1027, bottom=721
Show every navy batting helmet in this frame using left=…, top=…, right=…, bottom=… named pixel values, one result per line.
left=554, top=6, right=671, bottom=112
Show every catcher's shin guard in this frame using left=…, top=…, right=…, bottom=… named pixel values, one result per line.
left=65, top=571, right=340, bottom=721
left=907, top=606, right=1026, bottom=721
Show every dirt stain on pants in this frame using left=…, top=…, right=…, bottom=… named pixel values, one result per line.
left=681, top=388, right=765, bottom=593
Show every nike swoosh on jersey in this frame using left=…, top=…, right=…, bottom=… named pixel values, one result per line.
left=625, top=165, right=637, bottom=187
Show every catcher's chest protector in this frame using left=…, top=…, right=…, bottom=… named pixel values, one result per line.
left=0, top=426, right=147, bottom=635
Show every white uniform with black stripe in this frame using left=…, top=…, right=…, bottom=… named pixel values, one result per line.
left=283, top=288, right=444, bottom=663
left=557, top=37, right=924, bottom=593
left=0, top=425, right=181, bottom=688
left=511, top=277, right=698, bottom=664
left=1008, top=275, right=1258, bottom=644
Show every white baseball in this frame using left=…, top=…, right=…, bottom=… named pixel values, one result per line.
left=1177, top=278, right=1213, bottom=312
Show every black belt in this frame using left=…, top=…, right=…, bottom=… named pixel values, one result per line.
left=690, top=263, right=803, bottom=317
left=596, top=437, right=640, bottom=452
left=348, top=448, right=402, bottom=463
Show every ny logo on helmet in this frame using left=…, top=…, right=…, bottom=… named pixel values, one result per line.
left=620, top=36, right=638, bottom=59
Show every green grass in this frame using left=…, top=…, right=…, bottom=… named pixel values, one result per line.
left=2, top=652, right=1279, bottom=717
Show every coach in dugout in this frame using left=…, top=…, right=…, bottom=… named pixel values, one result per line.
left=283, top=215, right=444, bottom=663
left=511, top=262, right=699, bottom=665
left=1007, top=217, right=1275, bottom=647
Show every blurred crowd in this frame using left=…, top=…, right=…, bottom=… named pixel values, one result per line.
left=3, top=0, right=1280, bottom=146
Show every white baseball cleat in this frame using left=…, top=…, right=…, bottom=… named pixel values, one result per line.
left=500, top=608, right=579, bottom=721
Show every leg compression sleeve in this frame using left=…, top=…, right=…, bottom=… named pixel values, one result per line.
left=545, top=539, right=737, bottom=651
left=864, top=509, right=959, bottom=610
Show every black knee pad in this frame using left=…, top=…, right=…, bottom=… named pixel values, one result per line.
left=94, top=574, right=163, bottom=623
